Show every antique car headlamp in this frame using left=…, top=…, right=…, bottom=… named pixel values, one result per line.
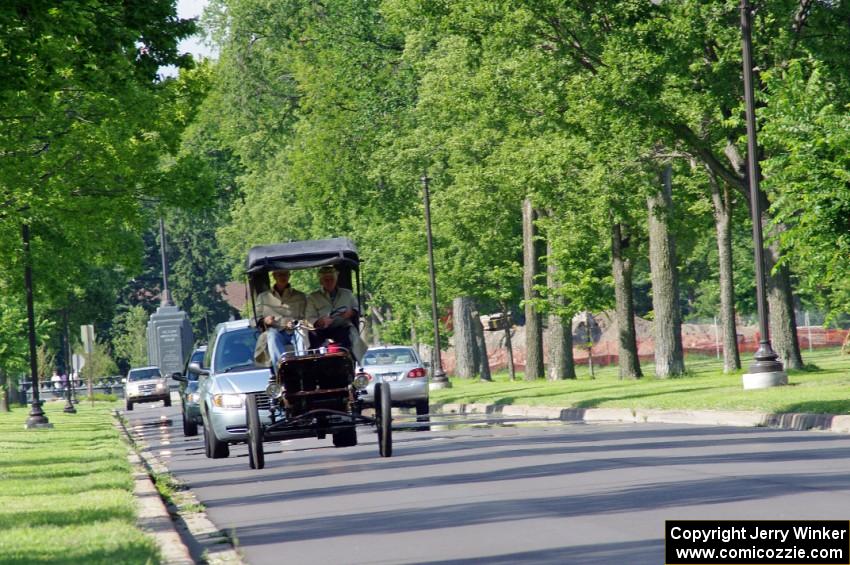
left=266, top=382, right=283, bottom=399
left=212, top=393, right=245, bottom=409
left=188, top=392, right=200, bottom=403
left=352, top=373, right=370, bottom=390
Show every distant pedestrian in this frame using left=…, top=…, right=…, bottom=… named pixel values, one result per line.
left=51, top=371, right=62, bottom=392
left=60, top=372, right=69, bottom=392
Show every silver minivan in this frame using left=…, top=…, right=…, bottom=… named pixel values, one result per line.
left=195, top=320, right=273, bottom=459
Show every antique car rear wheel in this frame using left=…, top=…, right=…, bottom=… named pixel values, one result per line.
left=332, top=426, right=357, bottom=447
left=376, top=382, right=393, bottom=457
left=246, top=393, right=265, bottom=469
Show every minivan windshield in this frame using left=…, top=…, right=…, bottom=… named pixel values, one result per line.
left=128, top=368, right=161, bottom=381
left=214, top=328, right=260, bottom=373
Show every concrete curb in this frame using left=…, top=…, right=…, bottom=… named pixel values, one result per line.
left=115, top=411, right=245, bottom=565
left=432, top=403, right=850, bottom=434
left=129, top=451, right=194, bottom=565
left=115, top=414, right=193, bottom=565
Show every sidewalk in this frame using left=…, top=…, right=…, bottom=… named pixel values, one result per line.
left=432, top=402, right=850, bottom=434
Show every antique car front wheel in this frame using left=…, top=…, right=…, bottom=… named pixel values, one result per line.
left=375, top=382, right=393, bottom=457
left=246, top=393, right=265, bottom=469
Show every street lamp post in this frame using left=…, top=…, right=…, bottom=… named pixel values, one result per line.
left=422, top=173, right=451, bottom=389
left=159, top=216, right=173, bottom=307
left=23, top=224, right=52, bottom=428
left=740, top=0, right=786, bottom=389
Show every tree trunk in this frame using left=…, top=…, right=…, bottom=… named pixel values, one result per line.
left=708, top=169, right=741, bottom=372
left=612, top=222, right=643, bottom=379
left=0, top=370, right=9, bottom=413
left=452, top=296, right=477, bottom=378
left=546, top=232, right=575, bottom=380
left=501, top=301, right=516, bottom=381
left=647, top=165, right=684, bottom=377
left=522, top=198, right=544, bottom=380
left=471, top=306, right=492, bottom=381
left=765, top=227, right=804, bottom=370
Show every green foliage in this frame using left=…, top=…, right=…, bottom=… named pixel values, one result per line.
left=116, top=0, right=850, bottom=354
left=111, top=306, right=149, bottom=369
left=760, top=61, right=850, bottom=318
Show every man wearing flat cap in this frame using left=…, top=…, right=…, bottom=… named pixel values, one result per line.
left=306, top=265, right=367, bottom=361
left=254, top=269, right=307, bottom=366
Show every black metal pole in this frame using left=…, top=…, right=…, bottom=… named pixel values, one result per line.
left=63, top=309, right=76, bottom=413
left=740, top=0, right=784, bottom=378
left=159, top=216, right=172, bottom=307
left=23, top=224, right=50, bottom=427
left=422, top=173, right=450, bottom=388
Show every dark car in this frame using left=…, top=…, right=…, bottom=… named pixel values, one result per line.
left=173, top=346, right=207, bottom=436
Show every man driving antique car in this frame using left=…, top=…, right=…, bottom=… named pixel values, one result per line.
left=254, top=268, right=307, bottom=366
left=305, top=265, right=367, bottom=361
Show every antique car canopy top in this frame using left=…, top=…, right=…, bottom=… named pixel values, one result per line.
left=246, top=237, right=360, bottom=274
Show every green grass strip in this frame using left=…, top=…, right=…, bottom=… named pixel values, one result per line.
left=430, top=348, right=850, bottom=415
left=0, top=402, right=159, bottom=564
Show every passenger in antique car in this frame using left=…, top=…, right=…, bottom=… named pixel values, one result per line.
left=254, top=268, right=307, bottom=366
left=305, top=265, right=367, bottom=361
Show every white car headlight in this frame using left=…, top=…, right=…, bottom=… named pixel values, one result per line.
left=188, top=392, right=200, bottom=403
left=213, top=393, right=245, bottom=409
left=266, top=383, right=283, bottom=399
left=352, top=373, right=370, bottom=390
left=156, top=382, right=166, bottom=390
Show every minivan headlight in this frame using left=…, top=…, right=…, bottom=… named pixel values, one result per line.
left=212, top=393, right=245, bottom=409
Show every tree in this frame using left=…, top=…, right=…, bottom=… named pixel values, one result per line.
left=522, top=199, right=544, bottom=380
left=112, top=305, right=149, bottom=369
left=452, top=297, right=477, bottom=379
left=545, top=226, right=576, bottom=380
left=647, top=165, right=684, bottom=377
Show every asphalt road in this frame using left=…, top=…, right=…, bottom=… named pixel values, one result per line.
left=124, top=400, right=850, bottom=565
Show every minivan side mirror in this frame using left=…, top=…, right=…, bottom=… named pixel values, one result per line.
left=188, top=361, right=209, bottom=376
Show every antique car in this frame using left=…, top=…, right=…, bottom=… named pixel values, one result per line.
left=243, top=237, right=393, bottom=469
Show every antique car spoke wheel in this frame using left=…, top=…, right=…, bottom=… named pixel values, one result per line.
left=246, top=393, right=265, bottom=469
left=376, top=383, right=393, bottom=457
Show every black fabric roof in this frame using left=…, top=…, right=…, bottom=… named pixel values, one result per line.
left=245, top=237, right=359, bottom=273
